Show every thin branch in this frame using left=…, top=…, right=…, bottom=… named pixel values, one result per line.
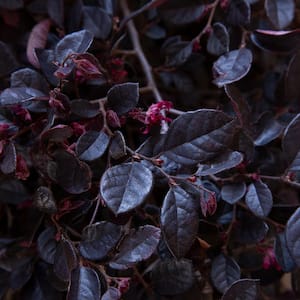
left=120, top=0, right=170, bottom=133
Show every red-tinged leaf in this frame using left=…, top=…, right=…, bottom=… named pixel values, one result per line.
left=211, top=254, right=241, bottom=293
left=213, top=48, right=253, bottom=87
left=221, top=279, right=259, bottom=300
left=265, top=0, right=295, bottom=30
left=110, top=225, right=160, bottom=269
left=67, top=266, right=101, bottom=300
left=200, top=185, right=217, bottom=217
left=251, top=29, right=300, bottom=54
left=26, top=19, right=52, bottom=68
left=245, top=180, right=273, bottom=217
left=161, top=186, right=199, bottom=258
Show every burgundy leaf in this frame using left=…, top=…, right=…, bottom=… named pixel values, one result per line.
left=26, top=19, right=52, bottom=68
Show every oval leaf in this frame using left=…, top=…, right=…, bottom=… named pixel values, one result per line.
left=161, top=109, right=236, bottom=166
left=274, top=232, right=296, bottom=272
left=79, top=222, right=122, bottom=261
left=71, top=99, right=100, bottom=118
left=251, top=29, right=300, bottom=54
left=285, top=207, right=300, bottom=267
left=67, top=266, right=101, bottom=300
left=107, top=82, right=139, bottom=115
left=55, top=29, right=94, bottom=64
left=100, top=162, right=153, bottom=215
left=76, top=130, right=110, bottom=161
left=197, top=151, right=243, bottom=176
left=222, top=279, right=259, bottom=300
left=151, top=259, right=195, bottom=296
left=207, top=22, right=229, bottom=56
left=0, top=141, right=16, bottom=174
left=227, top=0, right=250, bottom=26
left=245, top=180, right=273, bottom=217
left=161, top=185, right=199, bottom=258
left=282, top=114, right=300, bottom=169
left=54, top=238, right=78, bottom=282
left=213, top=48, right=253, bottom=87
left=37, top=227, right=57, bottom=264
left=110, top=225, right=160, bottom=269
left=221, top=182, right=247, bottom=204
left=265, top=0, right=295, bottom=30
left=211, top=254, right=241, bottom=293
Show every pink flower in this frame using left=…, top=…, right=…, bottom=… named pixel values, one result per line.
left=144, top=100, right=173, bottom=134
left=262, top=248, right=281, bottom=271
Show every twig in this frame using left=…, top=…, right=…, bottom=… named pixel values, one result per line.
left=120, top=0, right=170, bottom=133
left=89, top=197, right=101, bottom=225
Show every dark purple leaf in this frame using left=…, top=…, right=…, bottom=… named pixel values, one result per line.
left=10, top=258, right=34, bottom=290
left=145, top=25, right=166, bottom=39
left=292, top=269, right=300, bottom=297
left=161, top=185, right=199, bottom=258
left=0, top=0, right=23, bottom=9
left=11, top=68, right=49, bottom=94
left=282, top=113, right=300, bottom=169
left=0, top=87, right=45, bottom=106
left=221, top=182, right=247, bottom=204
left=162, top=38, right=193, bottom=67
left=151, top=259, right=195, bottom=295
left=0, top=141, right=16, bottom=174
left=47, top=0, right=64, bottom=28
left=37, top=227, right=57, bottom=264
left=160, top=4, right=205, bottom=25
left=245, top=180, right=273, bottom=217
left=227, top=0, right=250, bottom=26
left=36, top=49, right=59, bottom=86
left=101, top=287, right=121, bottom=300
left=26, top=19, right=52, bottom=69
left=109, top=131, right=127, bottom=160
left=274, top=232, right=296, bottom=272
left=207, top=23, right=229, bottom=56
left=67, top=266, right=101, bottom=300
left=0, top=179, right=28, bottom=204
left=0, top=41, right=19, bottom=76
left=265, top=0, right=295, bottom=30
left=41, top=125, right=73, bottom=145
left=76, top=130, right=110, bottom=161
left=82, top=7, right=112, bottom=40
left=71, top=99, right=100, bottom=118
left=110, top=225, right=160, bottom=269
left=160, top=109, right=237, bottom=166
left=254, top=113, right=283, bottom=146
left=285, top=207, right=300, bottom=267
left=100, top=162, right=153, bottom=215
left=55, top=29, right=94, bottom=64
left=285, top=51, right=300, bottom=110
left=233, top=213, right=269, bottom=244
left=34, top=186, right=57, bottom=214
left=221, top=279, right=259, bottom=300
left=251, top=29, right=300, bottom=54
left=213, top=48, right=253, bottom=87
left=54, top=238, right=78, bottom=282
left=210, top=254, right=241, bottom=293
left=49, top=149, right=92, bottom=194
left=79, top=221, right=122, bottom=261
left=197, top=151, right=243, bottom=176
left=107, top=82, right=139, bottom=115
